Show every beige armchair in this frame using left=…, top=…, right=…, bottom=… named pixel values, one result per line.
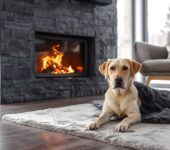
left=133, top=33, right=170, bottom=85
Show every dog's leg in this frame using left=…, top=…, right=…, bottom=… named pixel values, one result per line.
left=88, top=111, right=112, bottom=130
left=88, top=101, right=113, bottom=130
left=116, top=112, right=141, bottom=132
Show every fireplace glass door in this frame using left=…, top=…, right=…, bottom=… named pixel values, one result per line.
left=35, top=33, right=87, bottom=77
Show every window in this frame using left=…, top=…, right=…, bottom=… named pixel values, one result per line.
left=117, top=0, right=170, bottom=57
left=117, top=0, right=133, bottom=58
left=147, top=0, right=170, bottom=85
left=132, top=0, right=170, bottom=84
left=147, top=0, right=170, bottom=46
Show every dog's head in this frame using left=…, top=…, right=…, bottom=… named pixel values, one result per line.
left=99, top=58, right=141, bottom=90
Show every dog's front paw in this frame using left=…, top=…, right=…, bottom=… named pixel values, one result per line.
left=116, top=122, right=129, bottom=132
left=88, top=121, right=100, bottom=130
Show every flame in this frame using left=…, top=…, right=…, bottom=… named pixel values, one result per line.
left=68, top=66, right=74, bottom=73
left=41, top=44, right=75, bottom=74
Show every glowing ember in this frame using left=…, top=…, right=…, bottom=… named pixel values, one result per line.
left=77, top=66, right=83, bottom=72
left=41, top=44, right=75, bottom=74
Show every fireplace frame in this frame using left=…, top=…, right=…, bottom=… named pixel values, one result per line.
left=34, top=32, right=95, bottom=78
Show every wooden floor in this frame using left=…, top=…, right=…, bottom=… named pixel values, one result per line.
left=0, top=96, right=133, bottom=150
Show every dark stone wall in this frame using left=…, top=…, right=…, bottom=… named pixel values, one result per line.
left=0, top=0, right=117, bottom=104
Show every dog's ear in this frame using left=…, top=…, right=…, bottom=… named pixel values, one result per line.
left=98, top=59, right=112, bottom=79
left=128, top=59, right=141, bottom=78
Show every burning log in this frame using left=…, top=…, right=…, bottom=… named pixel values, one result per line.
left=41, top=45, right=75, bottom=74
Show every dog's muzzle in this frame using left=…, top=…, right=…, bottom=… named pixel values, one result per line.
left=114, top=77, right=123, bottom=89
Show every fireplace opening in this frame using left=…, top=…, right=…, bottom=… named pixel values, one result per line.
left=35, top=32, right=95, bottom=77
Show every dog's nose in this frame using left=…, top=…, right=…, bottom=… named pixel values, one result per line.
left=115, top=77, right=123, bottom=84
left=114, top=77, right=123, bottom=88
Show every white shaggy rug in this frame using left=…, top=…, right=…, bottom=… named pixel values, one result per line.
left=2, top=102, right=170, bottom=150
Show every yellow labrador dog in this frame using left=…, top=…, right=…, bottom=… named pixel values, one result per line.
left=88, top=58, right=142, bottom=132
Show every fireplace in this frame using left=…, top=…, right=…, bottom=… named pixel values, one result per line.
left=1, top=0, right=117, bottom=104
left=35, top=32, right=95, bottom=77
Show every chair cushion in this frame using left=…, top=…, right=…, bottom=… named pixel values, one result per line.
left=141, top=59, right=170, bottom=75
left=134, top=42, right=168, bottom=63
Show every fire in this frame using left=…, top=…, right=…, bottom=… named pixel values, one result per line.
left=41, top=44, right=75, bottom=74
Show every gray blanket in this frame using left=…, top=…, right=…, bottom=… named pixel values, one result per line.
left=92, top=82, right=170, bottom=123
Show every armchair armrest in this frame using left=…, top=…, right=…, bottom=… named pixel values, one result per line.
left=133, top=42, right=168, bottom=63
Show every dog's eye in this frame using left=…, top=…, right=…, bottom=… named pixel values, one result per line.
left=122, top=66, right=128, bottom=71
left=110, top=66, right=116, bottom=70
